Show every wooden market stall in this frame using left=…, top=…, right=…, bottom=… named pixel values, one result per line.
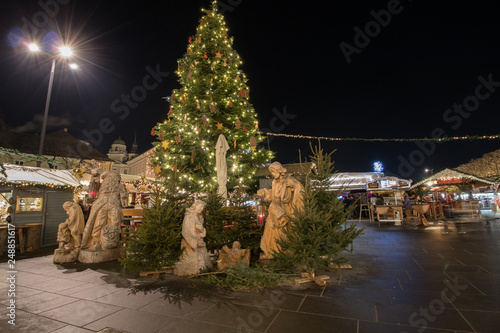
left=329, top=172, right=412, bottom=225
left=410, top=168, right=497, bottom=219
left=0, top=163, right=80, bottom=252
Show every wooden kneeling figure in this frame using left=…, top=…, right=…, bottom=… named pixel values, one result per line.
left=217, top=241, right=250, bottom=270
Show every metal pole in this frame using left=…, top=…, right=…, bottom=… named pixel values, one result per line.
left=38, top=58, right=56, bottom=157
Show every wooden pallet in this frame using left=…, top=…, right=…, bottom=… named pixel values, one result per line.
left=296, top=272, right=330, bottom=286
left=139, top=269, right=173, bottom=279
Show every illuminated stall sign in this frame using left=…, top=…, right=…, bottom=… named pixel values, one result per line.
left=437, top=178, right=462, bottom=185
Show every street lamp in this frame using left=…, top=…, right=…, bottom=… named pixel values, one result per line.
left=28, top=43, right=75, bottom=157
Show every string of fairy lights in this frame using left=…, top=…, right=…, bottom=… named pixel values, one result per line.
left=263, top=133, right=500, bottom=142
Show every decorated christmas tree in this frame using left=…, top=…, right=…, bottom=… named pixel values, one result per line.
left=151, top=0, right=272, bottom=192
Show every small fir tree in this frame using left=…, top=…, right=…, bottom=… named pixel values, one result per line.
left=273, top=143, right=364, bottom=274
left=151, top=0, right=272, bottom=193
left=225, top=189, right=263, bottom=253
left=120, top=181, right=187, bottom=274
left=204, top=191, right=230, bottom=251
left=204, top=190, right=262, bottom=254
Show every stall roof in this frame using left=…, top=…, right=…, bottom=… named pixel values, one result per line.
left=410, top=168, right=497, bottom=189
left=329, top=172, right=383, bottom=190
left=329, top=172, right=411, bottom=191
left=0, top=163, right=80, bottom=187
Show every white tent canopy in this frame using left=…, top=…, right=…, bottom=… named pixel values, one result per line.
left=0, top=164, right=80, bottom=187
left=329, top=172, right=412, bottom=191
left=329, top=172, right=383, bottom=191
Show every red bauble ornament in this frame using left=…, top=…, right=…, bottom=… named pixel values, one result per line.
left=188, top=37, right=192, bottom=43
left=204, top=52, right=208, bottom=59
left=151, top=130, right=156, bottom=136
left=243, top=125, right=247, bottom=132
left=229, top=101, right=233, bottom=108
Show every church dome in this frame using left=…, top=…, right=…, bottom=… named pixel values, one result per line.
left=113, top=138, right=126, bottom=145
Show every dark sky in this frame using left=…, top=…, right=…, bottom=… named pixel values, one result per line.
left=1, top=0, right=499, bottom=181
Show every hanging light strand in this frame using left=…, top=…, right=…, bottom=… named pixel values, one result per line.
left=263, top=132, right=500, bottom=142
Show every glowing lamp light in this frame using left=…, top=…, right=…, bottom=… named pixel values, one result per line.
left=28, top=43, right=40, bottom=52
left=58, top=46, right=73, bottom=57
left=69, top=63, right=78, bottom=69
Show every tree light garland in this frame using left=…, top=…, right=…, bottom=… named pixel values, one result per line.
left=264, top=132, right=500, bottom=142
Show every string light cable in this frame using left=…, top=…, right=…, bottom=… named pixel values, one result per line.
left=263, top=133, right=500, bottom=142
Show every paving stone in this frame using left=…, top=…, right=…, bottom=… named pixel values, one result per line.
left=266, top=310, right=357, bottom=333
left=139, top=296, right=216, bottom=319
left=358, top=320, right=460, bottom=333
left=298, top=295, right=376, bottom=321
left=28, top=276, right=85, bottom=293
left=195, top=301, right=279, bottom=331
left=321, top=285, right=391, bottom=303
left=84, top=308, right=176, bottom=333
left=459, top=309, right=500, bottom=333
left=39, top=299, right=122, bottom=327
left=52, top=326, right=96, bottom=333
left=228, top=289, right=304, bottom=311
left=0, top=309, right=67, bottom=332
left=375, top=302, right=474, bottom=331
left=16, top=291, right=79, bottom=314
left=157, top=318, right=239, bottom=333
left=65, top=283, right=122, bottom=300
left=95, top=288, right=162, bottom=309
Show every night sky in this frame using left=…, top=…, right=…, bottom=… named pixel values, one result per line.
left=1, top=0, right=499, bottom=181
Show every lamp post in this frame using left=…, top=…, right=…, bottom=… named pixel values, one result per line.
left=28, top=44, right=77, bottom=157
left=39, top=57, right=56, bottom=156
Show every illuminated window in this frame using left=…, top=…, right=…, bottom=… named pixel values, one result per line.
left=15, top=196, right=43, bottom=213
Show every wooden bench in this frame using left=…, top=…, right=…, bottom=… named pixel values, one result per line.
left=122, top=208, right=144, bottom=224
left=0, top=225, right=28, bottom=255
left=121, top=209, right=144, bottom=240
